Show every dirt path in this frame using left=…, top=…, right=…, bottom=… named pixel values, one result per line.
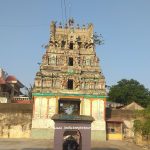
left=0, top=139, right=144, bottom=150
left=92, top=141, right=145, bottom=150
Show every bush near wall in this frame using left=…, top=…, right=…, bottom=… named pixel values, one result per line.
left=134, top=106, right=150, bottom=147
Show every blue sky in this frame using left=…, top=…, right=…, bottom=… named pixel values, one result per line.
left=0, top=0, right=150, bottom=90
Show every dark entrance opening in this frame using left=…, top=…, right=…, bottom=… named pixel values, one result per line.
left=70, top=42, right=74, bottom=50
left=78, top=42, right=82, bottom=49
left=61, top=40, right=65, bottom=49
left=68, top=57, right=73, bottom=66
left=63, top=130, right=81, bottom=150
left=68, top=79, right=73, bottom=89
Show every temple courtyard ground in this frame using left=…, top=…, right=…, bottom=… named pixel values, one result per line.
left=0, top=139, right=146, bottom=150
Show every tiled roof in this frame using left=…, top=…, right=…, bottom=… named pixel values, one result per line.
left=6, top=75, right=17, bottom=82
left=121, top=101, right=144, bottom=110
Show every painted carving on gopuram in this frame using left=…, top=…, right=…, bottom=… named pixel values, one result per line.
left=31, top=19, right=107, bottom=141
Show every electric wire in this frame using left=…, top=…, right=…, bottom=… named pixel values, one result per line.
left=63, top=0, right=67, bottom=24
left=0, top=24, right=48, bottom=28
left=68, top=0, right=72, bottom=20
left=61, top=0, right=64, bottom=26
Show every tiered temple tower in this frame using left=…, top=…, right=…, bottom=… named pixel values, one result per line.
left=31, top=20, right=107, bottom=141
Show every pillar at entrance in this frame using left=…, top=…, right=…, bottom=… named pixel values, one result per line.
left=52, top=114, right=94, bottom=150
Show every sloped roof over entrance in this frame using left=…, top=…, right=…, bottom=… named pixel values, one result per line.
left=121, top=101, right=144, bottom=110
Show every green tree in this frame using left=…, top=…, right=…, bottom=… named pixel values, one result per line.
left=108, top=79, right=150, bottom=107
left=93, top=32, right=104, bottom=45
left=25, top=84, right=33, bottom=100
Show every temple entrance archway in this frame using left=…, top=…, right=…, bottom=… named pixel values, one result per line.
left=63, top=130, right=81, bottom=150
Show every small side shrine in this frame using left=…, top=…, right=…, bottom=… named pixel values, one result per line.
left=52, top=114, right=94, bottom=150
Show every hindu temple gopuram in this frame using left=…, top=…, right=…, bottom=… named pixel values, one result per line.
left=31, top=19, right=107, bottom=141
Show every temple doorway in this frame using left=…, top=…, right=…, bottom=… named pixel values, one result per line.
left=63, top=130, right=81, bottom=150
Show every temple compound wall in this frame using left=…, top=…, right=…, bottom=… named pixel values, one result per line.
left=0, top=103, right=32, bottom=138
left=31, top=20, right=107, bottom=141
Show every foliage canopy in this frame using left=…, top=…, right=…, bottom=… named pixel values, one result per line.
left=93, top=32, right=104, bottom=45
left=108, top=79, right=150, bottom=107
